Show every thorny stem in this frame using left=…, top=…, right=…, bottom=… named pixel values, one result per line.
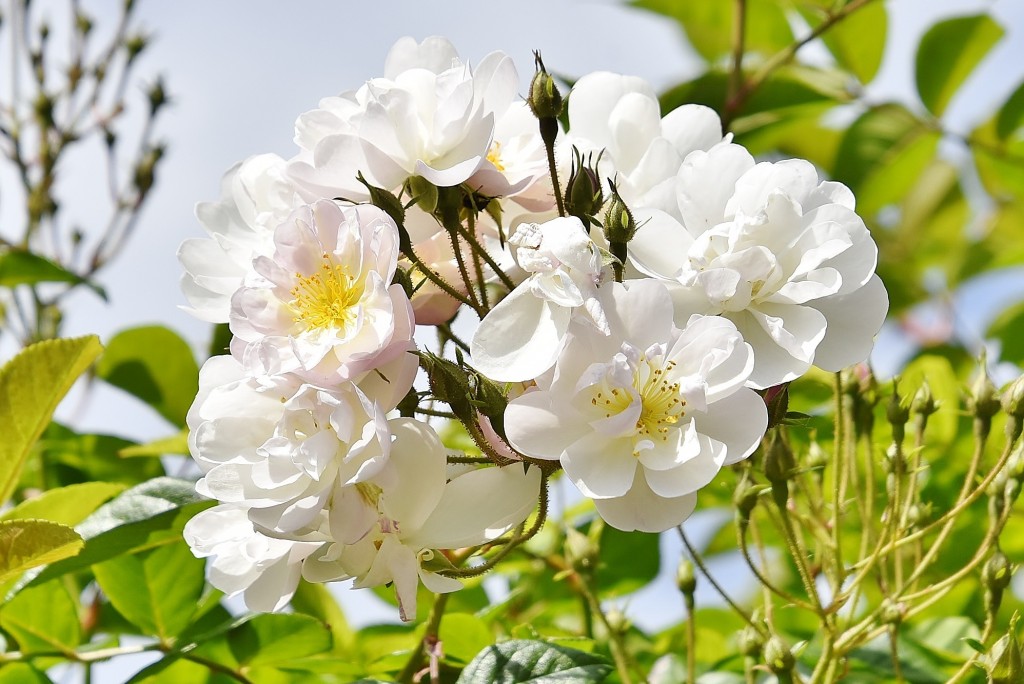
left=738, top=518, right=815, bottom=611
left=452, top=216, right=516, bottom=291
left=406, top=246, right=484, bottom=317
left=831, top=373, right=846, bottom=589
left=398, top=592, right=450, bottom=684
left=676, top=525, right=766, bottom=636
left=441, top=472, right=549, bottom=579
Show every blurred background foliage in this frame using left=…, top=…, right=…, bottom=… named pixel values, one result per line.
left=1, top=0, right=1024, bottom=683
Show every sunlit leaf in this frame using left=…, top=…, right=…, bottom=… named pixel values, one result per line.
left=0, top=580, right=80, bottom=654
left=0, top=249, right=105, bottom=299
left=228, top=613, right=332, bottom=667
left=93, top=540, right=205, bottom=640
left=0, top=520, right=83, bottom=584
left=915, top=14, right=1004, bottom=117
left=0, top=482, right=125, bottom=526
left=988, top=301, right=1024, bottom=365
left=95, top=326, right=199, bottom=426
left=456, top=639, right=612, bottom=683
left=631, top=0, right=792, bottom=62
left=0, top=335, right=103, bottom=503
left=438, top=613, right=494, bottom=665
left=811, top=1, right=887, bottom=84
left=119, top=431, right=190, bottom=458
left=29, top=477, right=212, bottom=585
left=0, top=664, right=53, bottom=683
left=833, top=104, right=933, bottom=194
left=994, top=79, right=1024, bottom=141
left=290, top=580, right=354, bottom=654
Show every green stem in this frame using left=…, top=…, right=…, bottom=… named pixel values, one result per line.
left=398, top=592, right=450, bottom=684
left=685, top=593, right=697, bottom=683
left=452, top=214, right=516, bottom=291
left=676, top=526, right=766, bottom=635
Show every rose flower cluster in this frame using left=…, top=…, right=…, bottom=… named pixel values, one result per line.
left=178, top=37, right=888, bottom=619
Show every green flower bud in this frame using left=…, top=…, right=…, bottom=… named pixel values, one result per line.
left=564, top=527, right=598, bottom=574
left=763, top=383, right=790, bottom=430
left=970, top=355, right=1001, bottom=422
left=911, top=380, right=938, bottom=416
left=806, top=437, right=828, bottom=472
left=356, top=173, right=412, bottom=255
left=984, top=551, right=1013, bottom=593
left=676, top=558, right=696, bottom=596
left=405, top=174, right=438, bottom=214
left=602, top=182, right=637, bottom=246
left=605, top=608, right=630, bottom=635
left=75, top=12, right=93, bottom=36
left=132, top=144, right=165, bottom=199
left=880, top=598, right=905, bottom=625
left=733, top=477, right=763, bottom=519
left=738, top=625, right=765, bottom=658
left=527, top=51, right=563, bottom=122
left=147, top=77, right=168, bottom=116
left=1003, top=376, right=1024, bottom=418
left=565, top=148, right=603, bottom=229
left=396, top=386, right=419, bottom=418
left=125, top=33, right=148, bottom=62
left=764, top=635, right=795, bottom=675
left=986, top=616, right=1024, bottom=684
left=33, top=92, right=54, bottom=127
left=887, top=379, right=910, bottom=427
left=764, top=434, right=795, bottom=486
left=391, top=265, right=414, bottom=300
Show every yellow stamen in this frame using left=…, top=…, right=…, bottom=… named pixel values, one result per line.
left=289, top=252, right=359, bottom=330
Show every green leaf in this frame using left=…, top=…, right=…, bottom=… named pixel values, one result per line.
left=915, top=14, right=1004, bottom=117
left=996, top=80, right=1024, bottom=140
left=0, top=482, right=125, bottom=525
left=0, top=335, right=103, bottom=503
left=290, top=579, right=354, bottom=653
left=0, top=580, right=80, bottom=654
left=118, top=431, right=190, bottom=458
left=29, top=477, right=212, bottom=585
left=811, top=1, right=887, bottom=84
left=34, top=423, right=164, bottom=488
left=0, top=249, right=105, bottom=299
left=95, top=326, right=199, bottom=426
left=988, top=301, right=1024, bottom=365
left=438, top=613, right=494, bottom=665
left=228, top=613, right=333, bottom=668
left=899, top=355, right=960, bottom=445
left=0, top=520, right=83, bottom=584
left=833, top=104, right=933, bottom=194
left=905, top=617, right=981, bottom=662
left=456, top=639, right=613, bottom=683
left=596, top=524, right=660, bottom=597
left=92, top=540, right=205, bottom=640
left=0, top=664, right=53, bottom=683
left=631, top=0, right=792, bottom=62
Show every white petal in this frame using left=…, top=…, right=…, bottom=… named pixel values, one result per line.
left=594, top=471, right=699, bottom=533
left=504, top=389, right=587, bottom=460
left=561, top=433, right=638, bottom=499
left=644, top=429, right=726, bottom=499
left=470, top=285, right=570, bottom=382
left=630, top=209, right=693, bottom=279
left=812, top=275, right=889, bottom=371
left=696, top=388, right=768, bottom=465
left=411, top=464, right=541, bottom=549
